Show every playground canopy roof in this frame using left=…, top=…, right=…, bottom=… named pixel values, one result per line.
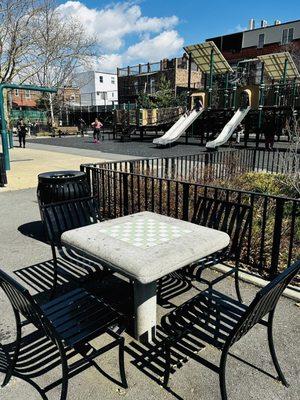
left=257, top=52, right=300, bottom=81
left=184, top=41, right=233, bottom=75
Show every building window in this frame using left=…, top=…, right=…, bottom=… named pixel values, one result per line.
left=149, top=78, right=155, bottom=94
left=25, top=90, right=30, bottom=99
left=288, top=28, right=294, bottom=42
left=111, top=76, right=115, bottom=84
left=99, top=76, right=103, bottom=83
left=258, top=34, right=265, bottom=49
left=111, top=92, right=114, bottom=98
left=97, top=91, right=100, bottom=96
left=101, top=92, right=107, bottom=100
left=282, top=28, right=294, bottom=44
left=15, top=89, right=19, bottom=96
left=134, top=81, right=139, bottom=94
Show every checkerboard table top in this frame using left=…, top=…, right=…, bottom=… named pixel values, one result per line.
left=62, top=211, right=230, bottom=284
left=97, top=217, right=192, bottom=249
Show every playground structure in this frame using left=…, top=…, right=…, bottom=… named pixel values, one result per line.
left=0, top=84, right=57, bottom=170
left=112, top=41, right=300, bottom=148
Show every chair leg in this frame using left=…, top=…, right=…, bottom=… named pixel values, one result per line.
left=267, top=310, right=289, bottom=387
left=118, top=337, right=128, bottom=389
left=163, top=339, right=171, bottom=387
left=2, top=310, right=22, bottom=387
left=57, top=341, right=69, bottom=400
left=234, top=261, right=243, bottom=303
left=219, top=347, right=229, bottom=400
left=157, top=278, right=163, bottom=303
left=50, top=245, right=58, bottom=299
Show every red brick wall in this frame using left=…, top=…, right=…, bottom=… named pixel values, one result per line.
left=222, top=39, right=300, bottom=62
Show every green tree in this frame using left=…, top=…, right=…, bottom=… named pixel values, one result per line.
left=154, top=76, right=175, bottom=108
left=137, top=92, right=154, bottom=109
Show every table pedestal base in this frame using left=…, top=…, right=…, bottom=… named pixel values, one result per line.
left=134, top=281, right=157, bottom=343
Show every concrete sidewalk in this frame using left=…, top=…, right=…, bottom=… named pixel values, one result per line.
left=1, top=141, right=139, bottom=192
left=1, top=147, right=107, bottom=192
left=0, top=188, right=299, bottom=400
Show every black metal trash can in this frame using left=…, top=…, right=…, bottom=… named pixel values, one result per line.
left=37, top=170, right=91, bottom=211
left=0, top=153, right=7, bottom=187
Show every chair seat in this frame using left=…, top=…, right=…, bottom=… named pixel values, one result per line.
left=42, top=288, right=120, bottom=347
left=161, top=289, right=248, bottom=349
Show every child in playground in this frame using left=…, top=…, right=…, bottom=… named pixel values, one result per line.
left=91, top=118, right=103, bottom=143
left=185, top=97, right=203, bottom=117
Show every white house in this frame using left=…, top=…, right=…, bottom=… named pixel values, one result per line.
left=73, top=71, right=118, bottom=106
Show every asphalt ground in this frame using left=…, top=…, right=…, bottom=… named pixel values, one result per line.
left=0, top=188, right=299, bottom=400
left=27, top=133, right=208, bottom=158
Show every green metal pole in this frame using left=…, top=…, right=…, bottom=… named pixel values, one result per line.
left=208, top=49, right=214, bottom=108
left=0, top=89, right=10, bottom=170
left=258, top=62, right=265, bottom=129
left=224, top=73, right=229, bottom=108
left=187, top=53, right=192, bottom=110
left=278, top=58, right=288, bottom=107
left=232, top=84, right=237, bottom=110
left=282, top=58, right=288, bottom=84
left=257, top=62, right=265, bottom=148
left=0, top=84, right=57, bottom=171
left=292, top=77, right=297, bottom=108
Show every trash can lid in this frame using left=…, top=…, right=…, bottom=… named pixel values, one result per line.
left=38, top=170, right=86, bottom=183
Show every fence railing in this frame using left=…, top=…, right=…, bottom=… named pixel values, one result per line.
left=81, top=162, right=299, bottom=280
left=85, top=148, right=300, bottom=183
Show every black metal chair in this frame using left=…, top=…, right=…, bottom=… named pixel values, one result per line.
left=41, top=196, right=110, bottom=296
left=190, top=196, right=252, bottom=302
left=161, top=260, right=300, bottom=399
left=158, top=197, right=251, bottom=306
left=0, top=268, right=127, bottom=399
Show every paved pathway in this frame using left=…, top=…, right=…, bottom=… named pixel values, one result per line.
left=1, top=140, right=139, bottom=192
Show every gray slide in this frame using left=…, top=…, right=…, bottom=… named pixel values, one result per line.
left=206, top=106, right=251, bottom=149
left=153, top=109, right=204, bottom=146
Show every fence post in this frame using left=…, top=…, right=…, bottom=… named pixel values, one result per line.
left=270, top=197, right=284, bottom=278
left=182, top=183, right=190, bottom=221
left=252, top=149, right=257, bottom=172
left=123, top=173, right=129, bottom=216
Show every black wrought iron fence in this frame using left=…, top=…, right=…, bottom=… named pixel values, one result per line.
left=81, top=159, right=300, bottom=279
left=85, top=148, right=299, bottom=182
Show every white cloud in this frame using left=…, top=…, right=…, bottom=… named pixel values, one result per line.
left=57, top=1, right=180, bottom=52
left=96, top=54, right=124, bottom=72
left=126, top=30, right=184, bottom=62
left=57, top=1, right=184, bottom=71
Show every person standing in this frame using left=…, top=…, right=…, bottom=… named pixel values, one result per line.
left=27, top=121, right=32, bottom=137
left=78, top=118, right=86, bottom=137
left=17, top=119, right=27, bottom=148
left=91, top=117, right=103, bottom=143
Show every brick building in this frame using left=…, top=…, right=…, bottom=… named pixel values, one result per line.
left=206, top=18, right=300, bottom=75
left=207, top=20, right=300, bottom=64
left=11, top=88, right=41, bottom=109
left=117, top=56, right=201, bottom=104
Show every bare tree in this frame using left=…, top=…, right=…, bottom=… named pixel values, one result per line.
left=0, top=0, right=42, bottom=83
left=0, top=0, right=96, bottom=124
left=20, top=0, right=95, bottom=123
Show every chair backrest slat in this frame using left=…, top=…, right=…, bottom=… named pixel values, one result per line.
left=228, top=260, right=300, bottom=346
left=41, top=196, right=100, bottom=247
left=191, top=196, right=251, bottom=258
left=0, top=269, right=55, bottom=339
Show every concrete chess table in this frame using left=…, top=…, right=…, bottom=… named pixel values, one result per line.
left=61, top=211, right=230, bottom=342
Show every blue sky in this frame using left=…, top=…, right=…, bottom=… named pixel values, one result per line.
left=57, top=0, right=300, bottom=71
